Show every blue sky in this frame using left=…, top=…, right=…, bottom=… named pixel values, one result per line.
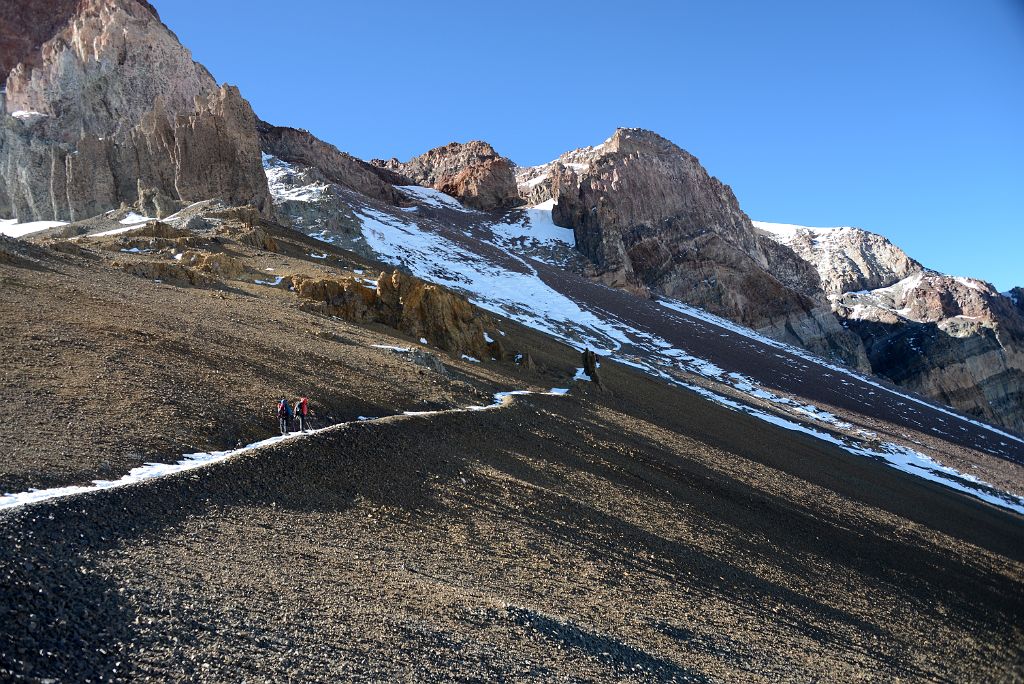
left=157, top=0, right=1023, bottom=290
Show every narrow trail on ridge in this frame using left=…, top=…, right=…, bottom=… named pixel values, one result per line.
left=0, top=388, right=571, bottom=512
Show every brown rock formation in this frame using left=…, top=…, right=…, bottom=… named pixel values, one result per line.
left=257, top=121, right=403, bottom=205
left=830, top=272, right=1024, bottom=434
left=543, top=128, right=867, bottom=369
left=292, top=270, right=491, bottom=359
left=0, top=0, right=271, bottom=222
left=371, top=141, right=521, bottom=211
left=755, top=222, right=923, bottom=294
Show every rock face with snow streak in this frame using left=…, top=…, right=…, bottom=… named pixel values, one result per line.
left=754, top=222, right=923, bottom=294
left=0, top=0, right=271, bottom=222
left=258, top=121, right=403, bottom=206
left=371, top=141, right=521, bottom=212
left=535, top=128, right=868, bottom=369
left=758, top=223, right=1024, bottom=434
left=836, top=274, right=1024, bottom=434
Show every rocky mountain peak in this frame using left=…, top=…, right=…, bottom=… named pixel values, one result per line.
left=755, top=222, right=924, bottom=294
left=371, top=140, right=520, bottom=211
left=3, top=0, right=215, bottom=140
left=529, top=128, right=867, bottom=368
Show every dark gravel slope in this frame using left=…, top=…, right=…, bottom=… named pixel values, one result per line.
left=2, top=369, right=1021, bottom=682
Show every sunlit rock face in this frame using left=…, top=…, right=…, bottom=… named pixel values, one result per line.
left=524, top=128, right=868, bottom=369
left=759, top=221, right=1024, bottom=435
left=0, top=0, right=271, bottom=222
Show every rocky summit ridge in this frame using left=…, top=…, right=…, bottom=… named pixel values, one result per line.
left=519, top=128, right=869, bottom=369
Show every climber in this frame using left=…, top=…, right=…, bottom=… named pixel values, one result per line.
left=294, top=396, right=310, bottom=432
left=277, top=397, right=292, bottom=435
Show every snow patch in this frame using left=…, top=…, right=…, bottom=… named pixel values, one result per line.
left=0, top=219, right=67, bottom=238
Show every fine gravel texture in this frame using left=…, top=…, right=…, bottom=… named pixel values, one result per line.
left=1, top=362, right=1022, bottom=682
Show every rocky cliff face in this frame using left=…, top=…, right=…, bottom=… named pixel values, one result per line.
left=754, top=222, right=922, bottom=294
left=0, top=0, right=270, bottom=222
left=0, top=0, right=82, bottom=88
left=371, top=141, right=520, bottom=211
left=759, top=224, right=1024, bottom=434
left=529, top=128, right=868, bottom=369
left=836, top=274, right=1024, bottom=434
left=258, top=121, right=403, bottom=206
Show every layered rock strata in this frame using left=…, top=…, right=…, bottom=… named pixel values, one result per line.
left=759, top=223, right=1024, bottom=434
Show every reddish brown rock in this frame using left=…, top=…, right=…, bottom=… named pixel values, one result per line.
left=372, top=141, right=521, bottom=211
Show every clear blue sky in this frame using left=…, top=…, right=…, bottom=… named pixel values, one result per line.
left=156, top=0, right=1023, bottom=290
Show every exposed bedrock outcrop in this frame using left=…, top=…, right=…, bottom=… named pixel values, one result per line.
left=371, top=141, right=521, bottom=212
left=763, top=222, right=1024, bottom=434
left=540, top=128, right=868, bottom=369
left=849, top=316, right=1024, bottom=435
left=754, top=222, right=923, bottom=294
left=292, top=270, right=496, bottom=360
left=257, top=121, right=403, bottom=206
left=0, top=0, right=271, bottom=222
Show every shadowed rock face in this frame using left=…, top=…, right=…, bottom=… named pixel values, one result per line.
left=538, top=128, right=868, bottom=369
left=833, top=273, right=1024, bottom=434
left=0, top=0, right=271, bottom=221
left=371, top=141, right=521, bottom=212
left=758, top=220, right=1024, bottom=434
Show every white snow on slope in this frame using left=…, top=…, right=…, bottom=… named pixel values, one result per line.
left=11, top=110, right=47, bottom=121
left=490, top=202, right=575, bottom=248
left=264, top=154, right=328, bottom=203
left=0, top=219, right=67, bottom=238
left=356, top=205, right=626, bottom=352
left=398, top=185, right=468, bottom=210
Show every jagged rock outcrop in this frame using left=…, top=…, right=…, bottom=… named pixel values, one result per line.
left=835, top=274, right=1024, bottom=433
left=0, top=0, right=271, bottom=222
left=759, top=222, right=1024, bottom=434
left=754, top=222, right=923, bottom=294
left=257, top=121, right=403, bottom=205
left=292, top=270, right=492, bottom=359
left=371, top=141, right=521, bottom=211
left=538, top=128, right=868, bottom=369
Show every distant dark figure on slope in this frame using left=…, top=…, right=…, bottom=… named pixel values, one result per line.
left=277, top=398, right=293, bottom=435
left=294, top=397, right=310, bottom=432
